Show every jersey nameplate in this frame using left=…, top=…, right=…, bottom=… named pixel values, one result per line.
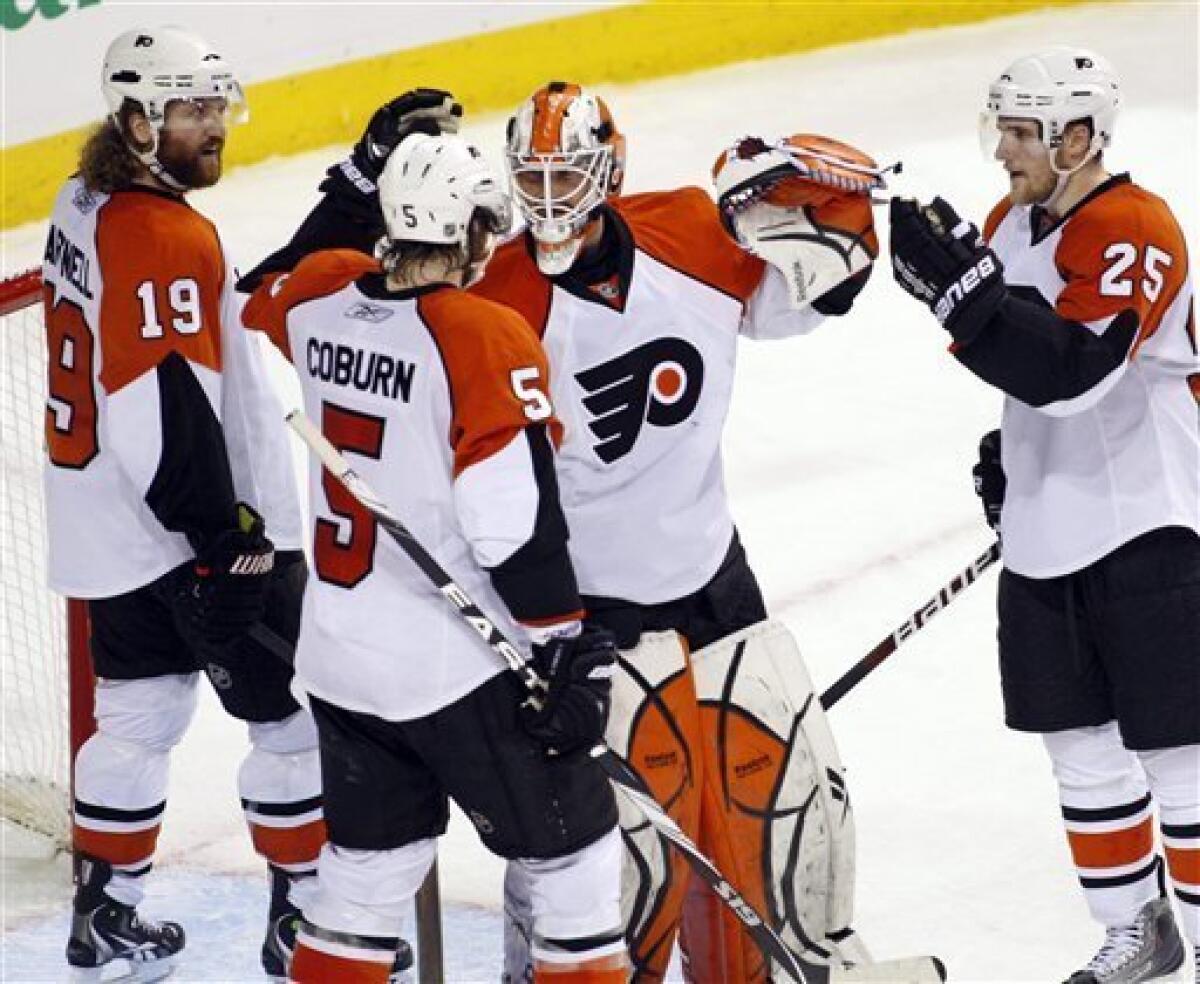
left=306, top=337, right=415, bottom=402
left=43, top=224, right=94, bottom=300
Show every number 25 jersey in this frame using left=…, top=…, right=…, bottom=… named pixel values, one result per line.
left=984, top=175, right=1198, bottom=577
left=41, top=177, right=302, bottom=599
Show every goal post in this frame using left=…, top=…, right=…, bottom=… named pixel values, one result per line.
left=1, top=268, right=95, bottom=850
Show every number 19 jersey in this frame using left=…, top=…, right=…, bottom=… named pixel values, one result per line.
left=41, top=177, right=302, bottom=599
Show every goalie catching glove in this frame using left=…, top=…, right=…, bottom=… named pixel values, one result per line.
left=521, top=623, right=617, bottom=756
left=713, top=134, right=889, bottom=311
left=172, top=502, right=275, bottom=646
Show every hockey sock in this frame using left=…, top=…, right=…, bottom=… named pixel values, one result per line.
left=289, top=923, right=399, bottom=984
left=1139, top=745, right=1200, bottom=944
left=73, top=731, right=169, bottom=906
left=241, top=713, right=325, bottom=877
left=1044, top=724, right=1161, bottom=927
left=534, top=952, right=630, bottom=983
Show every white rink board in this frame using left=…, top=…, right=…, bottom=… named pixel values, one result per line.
left=2, top=3, right=1196, bottom=981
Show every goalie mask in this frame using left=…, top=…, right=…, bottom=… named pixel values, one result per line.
left=505, top=82, right=626, bottom=275
left=377, top=133, right=512, bottom=287
left=979, top=46, right=1119, bottom=202
left=101, top=26, right=248, bottom=191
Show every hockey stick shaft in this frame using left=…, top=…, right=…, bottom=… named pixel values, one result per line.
left=287, top=409, right=809, bottom=984
left=819, top=541, right=1001, bottom=710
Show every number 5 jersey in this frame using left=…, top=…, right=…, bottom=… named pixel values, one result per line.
left=241, top=250, right=583, bottom=721
left=41, top=177, right=302, bottom=599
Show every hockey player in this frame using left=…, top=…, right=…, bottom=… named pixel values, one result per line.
left=238, top=85, right=940, bottom=984
left=486, top=86, right=896, bottom=984
left=890, top=47, right=1199, bottom=984
left=42, top=26, right=351, bottom=983
left=241, top=132, right=628, bottom=984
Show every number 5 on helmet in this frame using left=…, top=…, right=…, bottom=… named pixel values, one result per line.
left=713, top=135, right=889, bottom=309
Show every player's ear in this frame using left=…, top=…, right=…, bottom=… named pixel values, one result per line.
left=1060, top=120, right=1094, bottom=168
left=122, top=105, right=155, bottom=152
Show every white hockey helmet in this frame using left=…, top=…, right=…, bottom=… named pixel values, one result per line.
left=377, top=133, right=512, bottom=283
left=101, top=26, right=248, bottom=127
left=981, top=46, right=1119, bottom=165
left=505, top=82, right=626, bottom=274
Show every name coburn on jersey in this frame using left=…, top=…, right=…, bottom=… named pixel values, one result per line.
left=306, top=337, right=415, bottom=402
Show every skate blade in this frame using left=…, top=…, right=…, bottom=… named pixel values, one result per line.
left=830, top=955, right=947, bottom=983
left=69, top=954, right=178, bottom=983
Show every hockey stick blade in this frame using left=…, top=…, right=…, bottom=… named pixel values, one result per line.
left=287, top=408, right=811, bottom=984
left=820, top=541, right=1000, bottom=710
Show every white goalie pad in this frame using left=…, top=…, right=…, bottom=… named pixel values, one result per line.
left=734, top=201, right=873, bottom=310
left=690, top=618, right=859, bottom=965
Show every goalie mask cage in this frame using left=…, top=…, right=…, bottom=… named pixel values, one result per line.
left=1, top=268, right=94, bottom=849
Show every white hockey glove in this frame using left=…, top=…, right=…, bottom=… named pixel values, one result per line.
left=713, top=135, right=891, bottom=310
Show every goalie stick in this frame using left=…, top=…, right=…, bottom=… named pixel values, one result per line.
left=820, top=541, right=1001, bottom=710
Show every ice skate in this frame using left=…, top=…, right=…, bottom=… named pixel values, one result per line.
left=65, top=856, right=184, bottom=983
left=262, top=907, right=415, bottom=983
left=1064, top=897, right=1185, bottom=983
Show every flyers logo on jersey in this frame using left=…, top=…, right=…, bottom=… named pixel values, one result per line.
left=574, top=338, right=703, bottom=463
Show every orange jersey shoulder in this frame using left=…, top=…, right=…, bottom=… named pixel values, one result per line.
left=419, top=289, right=560, bottom=476
left=1055, top=180, right=1189, bottom=347
left=94, top=191, right=225, bottom=394
left=613, top=186, right=765, bottom=303
left=242, top=250, right=380, bottom=360
left=470, top=237, right=553, bottom=338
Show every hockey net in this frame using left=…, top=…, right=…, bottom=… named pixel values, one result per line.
left=1, top=269, right=93, bottom=850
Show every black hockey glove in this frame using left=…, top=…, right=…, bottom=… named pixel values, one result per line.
left=972, top=429, right=1006, bottom=534
left=889, top=196, right=1005, bottom=344
left=320, top=88, right=463, bottom=218
left=174, top=503, right=275, bottom=647
left=521, top=625, right=617, bottom=756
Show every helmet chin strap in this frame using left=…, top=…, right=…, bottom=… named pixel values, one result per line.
left=1040, top=134, right=1104, bottom=211
left=118, top=117, right=189, bottom=193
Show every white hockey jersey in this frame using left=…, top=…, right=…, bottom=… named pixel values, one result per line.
left=983, top=175, right=1199, bottom=578
left=41, top=177, right=302, bottom=599
left=473, top=187, right=822, bottom=604
left=243, top=250, right=582, bottom=721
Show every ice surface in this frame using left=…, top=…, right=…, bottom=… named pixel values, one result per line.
left=2, top=3, right=1196, bottom=981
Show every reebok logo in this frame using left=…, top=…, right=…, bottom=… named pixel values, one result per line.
left=345, top=302, right=394, bottom=323
left=643, top=751, right=679, bottom=770
left=574, top=338, right=704, bottom=463
left=934, top=254, right=997, bottom=324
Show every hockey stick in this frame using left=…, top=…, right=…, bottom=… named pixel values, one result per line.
left=819, top=540, right=1001, bottom=710
left=286, top=409, right=811, bottom=984
left=415, top=860, right=445, bottom=984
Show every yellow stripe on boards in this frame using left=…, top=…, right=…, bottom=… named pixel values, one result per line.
left=2, top=0, right=1103, bottom=230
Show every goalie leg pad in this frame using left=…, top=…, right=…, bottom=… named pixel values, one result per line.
left=609, top=631, right=704, bottom=981
left=681, top=619, right=858, bottom=980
